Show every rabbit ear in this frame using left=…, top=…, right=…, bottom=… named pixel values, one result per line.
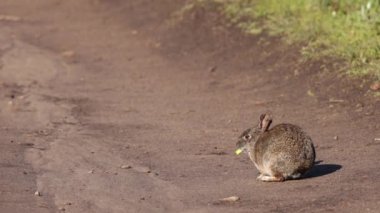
left=259, top=113, right=272, bottom=132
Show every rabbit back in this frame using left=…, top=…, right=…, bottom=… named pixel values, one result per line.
left=252, top=123, right=315, bottom=179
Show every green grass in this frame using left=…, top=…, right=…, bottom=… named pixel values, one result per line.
left=186, top=0, right=380, bottom=79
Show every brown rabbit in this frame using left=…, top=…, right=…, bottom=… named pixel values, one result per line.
left=235, top=114, right=315, bottom=182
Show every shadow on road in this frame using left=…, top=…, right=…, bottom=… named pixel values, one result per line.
left=304, top=163, right=342, bottom=179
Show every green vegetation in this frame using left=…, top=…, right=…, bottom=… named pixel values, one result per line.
left=187, top=0, right=380, bottom=79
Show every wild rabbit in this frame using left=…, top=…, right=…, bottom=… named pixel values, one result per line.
left=235, top=113, right=315, bottom=182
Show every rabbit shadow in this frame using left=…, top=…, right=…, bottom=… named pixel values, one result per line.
left=304, top=161, right=342, bottom=179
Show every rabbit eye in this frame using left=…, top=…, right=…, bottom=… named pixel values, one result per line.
left=244, top=134, right=251, bottom=140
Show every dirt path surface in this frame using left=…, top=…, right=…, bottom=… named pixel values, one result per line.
left=1, top=0, right=379, bottom=212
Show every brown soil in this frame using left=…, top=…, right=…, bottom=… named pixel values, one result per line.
left=0, top=0, right=379, bottom=212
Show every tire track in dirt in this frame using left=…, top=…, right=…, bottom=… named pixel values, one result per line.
left=0, top=30, right=60, bottom=212
left=1, top=1, right=190, bottom=212
left=1, top=27, right=187, bottom=213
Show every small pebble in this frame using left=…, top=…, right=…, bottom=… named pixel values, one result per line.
left=209, top=66, right=217, bottom=73
left=88, top=170, right=94, bottom=174
left=61, top=50, right=75, bottom=58
left=307, top=90, right=315, bottom=97
left=120, top=165, right=132, bottom=169
left=58, top=207, right=65, bottom=211
left=328, top=98, right=344, bottom=103
left=34, top=191, right=41, bottom=196
left=220, top=196, right=240, bottom=202
left=370, top=82, right=380, bottom=91
left=0, top=15, right=21, bottom=22
left=334, top=136, right=339, bottom=140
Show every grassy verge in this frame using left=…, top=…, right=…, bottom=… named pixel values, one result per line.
left=183, top=0, right=380, bottom=80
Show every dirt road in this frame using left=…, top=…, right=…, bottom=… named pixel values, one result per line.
left=1, top=0, right=379, bottom=212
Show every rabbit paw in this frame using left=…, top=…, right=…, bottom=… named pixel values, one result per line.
left=257, top=174, right=284, bottom=182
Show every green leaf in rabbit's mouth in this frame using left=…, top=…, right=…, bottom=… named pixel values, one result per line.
left=235, top=148, right=243, bottom=155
